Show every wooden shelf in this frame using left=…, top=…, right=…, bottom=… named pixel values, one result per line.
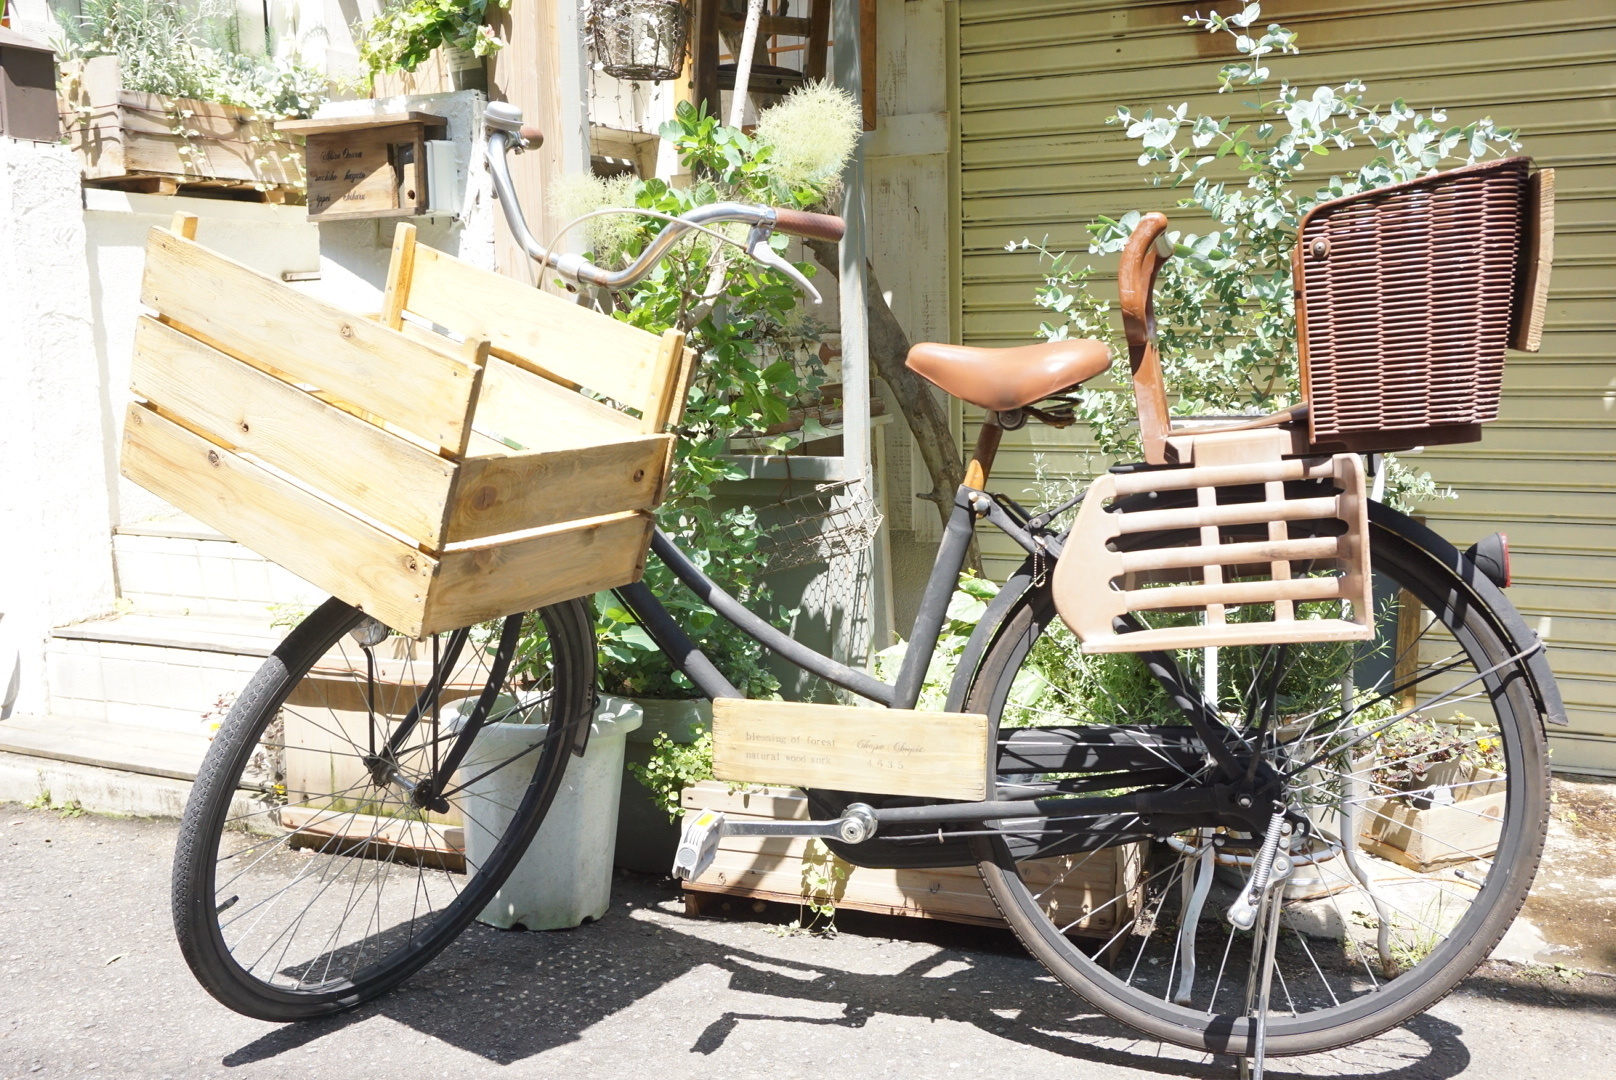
left=274, top=112, right=447, bottom=137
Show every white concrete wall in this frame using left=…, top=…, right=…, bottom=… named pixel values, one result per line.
left=85, top=89, right=494, bottom=531
left=0, top=139, right=116, bottom=717
left=83, top=190, right=322, bottom=527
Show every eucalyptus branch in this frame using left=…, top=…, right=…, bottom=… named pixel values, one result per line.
left=1022, top=1, right=1512, bottom=511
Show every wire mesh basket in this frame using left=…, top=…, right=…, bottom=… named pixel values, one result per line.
left=757, top=479, right=884, bottom=576
left=590, top=0, right=692, bottom=82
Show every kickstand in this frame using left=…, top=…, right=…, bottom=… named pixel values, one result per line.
left=1238, top=889, right=1286, bottom=1079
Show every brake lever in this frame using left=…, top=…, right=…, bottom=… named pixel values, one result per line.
left=744, top=224, right=821, bottom=304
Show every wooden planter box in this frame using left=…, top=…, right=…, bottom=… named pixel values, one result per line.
left=1358, top=764, right=1505, bottom=873
left=679, top=781, right=1142, bottom=940
left=120, top=217, right=693, bottom=637
left=59, top=56, right=303, bottom=198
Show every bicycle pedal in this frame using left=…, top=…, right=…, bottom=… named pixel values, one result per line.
left=672, top=809, right=726, bottom=881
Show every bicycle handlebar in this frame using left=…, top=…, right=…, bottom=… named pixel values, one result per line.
left=482, top=102, right=842, bottom=294
left=771, top=208, right=846, bottom=242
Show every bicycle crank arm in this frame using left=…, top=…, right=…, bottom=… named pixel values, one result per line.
left=672, top=803, right=878, bottom=881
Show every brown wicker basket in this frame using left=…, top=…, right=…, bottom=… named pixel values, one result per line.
left=1295, top=157, right=1553, bottom=454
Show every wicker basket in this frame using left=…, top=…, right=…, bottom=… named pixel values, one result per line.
left=120, top=216, right=693, bottom=638
left=1295, top=156, right=1554, bottom=454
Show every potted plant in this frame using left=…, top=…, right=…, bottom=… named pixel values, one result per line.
left=54, top=1, right=324, bottom=197
left=356, top=0, right=511, bottom=92
left=523, top=84, right=859, bottom=873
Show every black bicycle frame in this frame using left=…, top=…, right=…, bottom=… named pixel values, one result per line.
left=615, top=484, right=1045, bottom=712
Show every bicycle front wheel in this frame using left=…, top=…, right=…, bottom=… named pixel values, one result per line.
left=172, top=596, right=595, bottom=1021
left=967, top=511, right=1550, bottom=1057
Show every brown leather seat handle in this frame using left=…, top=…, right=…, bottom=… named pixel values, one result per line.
left=1118, top=212, right=1174, bottom=464
left=773, top=208, right=845, bottom=242
left=518, top=124, right=545, bottom=148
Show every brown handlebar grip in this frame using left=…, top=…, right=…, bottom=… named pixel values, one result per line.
left=518, top=124, right=545, bottom=147
left=773, top=208, right=845, bottom=242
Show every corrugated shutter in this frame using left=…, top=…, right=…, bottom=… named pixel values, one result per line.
left=954, top=0, right=1616, bottom=773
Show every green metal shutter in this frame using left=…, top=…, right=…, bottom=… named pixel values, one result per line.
left=955, top=0, right=1616, bottom=774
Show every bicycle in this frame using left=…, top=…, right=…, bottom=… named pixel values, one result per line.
left=171, top=102, right=1564, bottom=1074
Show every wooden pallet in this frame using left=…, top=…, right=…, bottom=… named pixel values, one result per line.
left=678, top=782, right=1142, bottom=940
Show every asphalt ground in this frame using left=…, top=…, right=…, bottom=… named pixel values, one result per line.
left=2, top=807, right=1613, bottom=1080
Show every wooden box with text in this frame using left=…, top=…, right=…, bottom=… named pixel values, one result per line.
left=275, top=112, right=446, bottom=220
left=120, top=216, right=694, bottom=637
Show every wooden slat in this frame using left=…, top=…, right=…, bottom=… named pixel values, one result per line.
left=274, top=112, right=448, bottom=136
left=405, top=242, right=664, bottom=411
left=710, top=700, right=989, bottom=801
left=140, top=227, right=482, bottom=451
left=639, top=329, right=691, bottom=434
left=447, top=435, right=671, bottom=543
left=1116, top=495, right=1342, bottom=535
left=677, top=782, right=1134, bottom=937
left=1513, top=168, right=1555, bottom=352
left=1080, top=618, right=1372, bottom=655
left=129, top=317, right=459, bottom=548
left=425, top=511, right=653, bottom=634
left=120, top=403, right=435, bottom=635
left=1116, top=535, right=1342, bottom=574
left=471, top=354, right=640, bottom=452
left=1125, top=574, right=1345, bottom=613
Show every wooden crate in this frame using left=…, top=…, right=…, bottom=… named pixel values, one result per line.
left=679, top=781, right=1142, bottom=940
left=1359, top=769, right=1507, bottom=873
left=59, top=57, right=302, bottom=197
left=120, top=216, right=693, bottom=637
left=275, top=112, right=447, bottom=220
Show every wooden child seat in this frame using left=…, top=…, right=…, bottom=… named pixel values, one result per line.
left=1050, top=158, right=1552, bottom=654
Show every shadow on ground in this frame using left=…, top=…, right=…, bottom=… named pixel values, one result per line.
left=217, top=874, right=1528, bottom=1079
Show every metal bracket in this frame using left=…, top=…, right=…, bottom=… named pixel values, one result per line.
left=672, top=803, right=878, bottom=881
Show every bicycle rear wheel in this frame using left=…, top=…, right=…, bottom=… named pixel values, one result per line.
left=967, top=511, right=1550, bottom=1057
left=172, top=596, right=595, bottom=1021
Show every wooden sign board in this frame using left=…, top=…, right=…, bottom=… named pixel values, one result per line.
left=711, top=699, right=989, bottom=802
left=277, top=113, right=445, bottom=221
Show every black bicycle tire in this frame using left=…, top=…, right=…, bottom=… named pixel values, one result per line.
left=966, top=514, right=1551, bottom=1057
left=171, top=596, right=596, bottom=1021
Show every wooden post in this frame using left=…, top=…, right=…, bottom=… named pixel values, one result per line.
left=487, top=0, right=590, bottom=280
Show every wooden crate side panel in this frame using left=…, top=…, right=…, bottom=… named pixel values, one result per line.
left=117, top=130, right=302, bottom=186
left=120, top=404, right=434, bottom=635
left=683, top=828, right=1128, bottom=936
left=141, top=229, right=480, bottom=451
left=424, top=511, right=653, bottom=633
left=472, top=354, right=641, bottom=452
left=711, top=699, right=990, bottom=801
left=130, top=317, right=459, bottom=548
left=406, top=243, right=664, bottom=411
left=681, top=780, right=810, bottom=820
left=448, top=435, right=672, bottom=543
left=64, top=123, right=127, bottom=179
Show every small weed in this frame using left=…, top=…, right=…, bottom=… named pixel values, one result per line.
left=769, top=839, right=847, bottom=937
left=23, top=790, right=51, bottom=811
left=1520, top=962, right=1584, bottom=984
left=201, top=691, right=237, bottom=735
left=268, top=603, right=313, bottom=630
left=56, top=800, right=86, bottom=819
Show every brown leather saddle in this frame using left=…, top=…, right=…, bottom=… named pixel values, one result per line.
left=904, top=338, right=1110, bottom=414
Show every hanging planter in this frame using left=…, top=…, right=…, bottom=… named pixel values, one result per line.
left=591, top=0, right=692, bottom=81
